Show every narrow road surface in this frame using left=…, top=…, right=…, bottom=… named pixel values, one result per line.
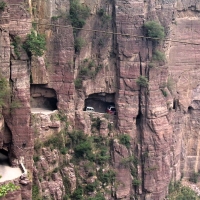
left=0, top=153, right=22, bottom=182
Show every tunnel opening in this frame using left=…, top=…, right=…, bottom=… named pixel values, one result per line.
left=30, top=85, right=58, bottom=112
left=188, top=106, right=193, bottom=114
left=0, top=148, right=22, bottom=182
left=0, top=149, right=9, bottom=165
left=84, top=93, right=116, bottom=113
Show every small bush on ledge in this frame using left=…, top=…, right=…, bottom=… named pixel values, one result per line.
left=152, top=50, right=166, bottom=62
left=144, top=21, right=165, bottom=41
left=136, top=76, right=149, bottom=88
left=69, top=0, right=90, bottom=29
left=74, top=78, right=82, bottom=89
left=0, top=1, right=6, bottom=11
left=0, top=183, right=20, bottom=197
left=23, top=30, right=46, bottom=56
left=74, top=37, right=85, bottom=53
left=118, top=134, right=131, bottom=148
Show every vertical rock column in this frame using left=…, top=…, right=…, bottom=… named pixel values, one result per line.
left=114, top=0, right=146, bottom=199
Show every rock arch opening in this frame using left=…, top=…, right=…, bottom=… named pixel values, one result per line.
left=30, top=85, right=58, bottom=111
left=0, top=148, right=22, bottom=182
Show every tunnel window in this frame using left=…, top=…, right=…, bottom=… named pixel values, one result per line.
left=30, top=85, right=58, bottom=111
left=84, top=93, right=115, bottom=113
left=0, top=149, right=23, bottom=182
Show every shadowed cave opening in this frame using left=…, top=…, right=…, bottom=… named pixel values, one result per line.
left=0, top=149, right=22, bottom=182
left=30, top=85, right=58, bottom=112
left=84, top=93, right=115, bottom=113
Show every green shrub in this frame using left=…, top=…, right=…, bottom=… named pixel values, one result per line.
left=74, top=78, right=82, bottom=89
left=119, top=134, right=131, bottom=148
left=0, top=183, right=20, bottom=197
left=88, top=192, right=105, bottom=200
left=11, top=36, right=21, bottom=59
left=79, top=67, right=89, bottom=76
left=97, top=169, right=115, bottom=186
left=43, top=134, right=64, bottom=151
left=33, top=155, right=40, bottom=162
left=51, top=16, right=61, bottom=21
left=148, top=62, right=156, bottom=68
left=120, top=156, right=136, bottom=167
left=132, top=179, right=141, bottom=186
left=74, top=140, right=93, bottom=160
left=63, top=176, right=71, bottom=195
left=167, top=76, right=174, bottom=93
left=85, top=182, right=98, bottom=193
left=23, top=30, right=46, bottom=56
left=91, top=117, right=102, bottom=131
left=0, top=77, right=10, bottom=107
left=189, top=172, right=199, bottom=183
left=67, top=130, right=87, bottom=147
left=32, top=185, right=42, bottom=200
left=143, top=21, right=165, bottom=40
left=0, top=1, right=6, bottom=11
left=10, top=100, right=21, bottom=110
left=152, top=50, right=165, bottom=62
left=95, top=148, right=110, bottom=165
left=167, top=181, right=199, bottom=199
left=97, top=8, right=111, bottom=24
left=71, top=186, right=83, bottom=200
left=161, top=89, right=167, bottom=97
left=136, top=75, right=149, bottom=87
left=34, top=139, right=42, bottom=151
left=69, top=0, right=90, bottom=29
left=74, top=37, right=85, bottom=53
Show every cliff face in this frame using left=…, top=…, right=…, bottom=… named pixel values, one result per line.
left=1, top=0, right=200, bottom=199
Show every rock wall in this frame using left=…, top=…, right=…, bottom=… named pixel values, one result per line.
left=1, top=0, right=200, bottom=199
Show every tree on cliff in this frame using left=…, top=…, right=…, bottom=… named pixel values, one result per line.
left=23, top=30, right=46, bottom=57
left=143, top=21, right=165, bottom=41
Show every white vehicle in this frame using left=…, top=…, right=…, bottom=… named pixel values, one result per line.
left=86, top=106, right=95, bottom=112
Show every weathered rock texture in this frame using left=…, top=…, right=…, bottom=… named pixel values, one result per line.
left=1, top=0, right=200, bottom=199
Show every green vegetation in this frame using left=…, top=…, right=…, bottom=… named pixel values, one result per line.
left=0, top=1, right=6, bottom=11
left=70, top=186, right=83, bottom=200
left=69, top=0, right=90, bottom=30
left=152, top=50, right=166, bottom=62
left=97, top=8, right=111, bottom=24
left=43, top=133, right=64, bottom=152
left=88, top=192, right=105, bottom=200
left=11, top=36, right=21, bottom=59
left=167, top=76, right=174, bottom=93
left=136, top=75, right=149, bottom=87
left=32, top=185, right=42, bottom=200
left=10, top=100, right=22, bottom=110
left=0, top=182, right=20, bottom=197
left=144, top=21, right=165, bottom=40
left=51, top=15, right=62, bottom=21
left=161, top=88, right=167, bottom=97
left=97, top=168, right=115, bottom=187
left=23, top=30, right=46, bottom=56
left=132, top=179, right=141, bottom=186
left=91, top=117, right=102, bottom=131
left=0, top=77, right=10, bottom=107
left=118, top=134, right=131, bottom=148
left=74, top=37, right=85, bottom=53
left=120, top=156, right=136, bottom=167
left=74, top=78, right=82, bottom=89
left=167, top=181, right=199, bottom=199
left=74, top=58, right=103, bottom=90
left=189, top=172, right=200, bottom=183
